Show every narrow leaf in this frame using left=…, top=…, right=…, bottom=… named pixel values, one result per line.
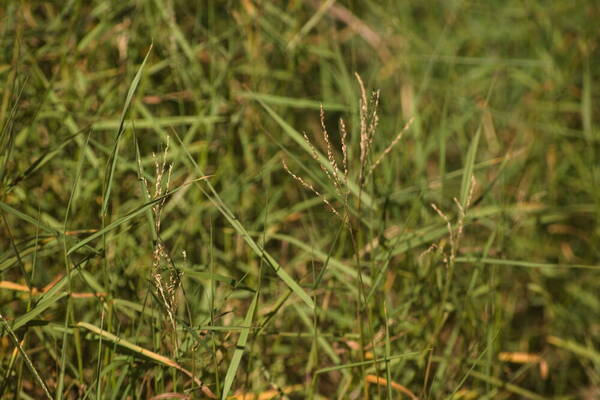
left=221, top=291, right=259, bottom=399
left=102, top=43, right=153, bottom=215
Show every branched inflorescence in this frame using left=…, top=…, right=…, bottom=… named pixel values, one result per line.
left=283, top=73, right=414, bottom=218
left=145, top=139, right=182, bottom=343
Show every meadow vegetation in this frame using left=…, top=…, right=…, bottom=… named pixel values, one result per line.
left=0, top=1, right=599, bottom=399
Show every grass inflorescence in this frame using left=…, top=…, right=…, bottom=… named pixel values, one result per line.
left=1, top=1, right=599, bottom=399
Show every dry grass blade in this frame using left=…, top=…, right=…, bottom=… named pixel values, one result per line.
left=173, top=132, right=315, bottom=309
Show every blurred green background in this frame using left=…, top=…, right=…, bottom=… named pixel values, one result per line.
left=1, top=1, right=599, bottom=399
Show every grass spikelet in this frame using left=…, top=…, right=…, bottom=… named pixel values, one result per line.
left=369, top=117, right=414, bottom=175
left=282, top=158, right=340, bottom=217
left=339, top=117, right=349, bottom=181
left=320, top=105, right=342, bottom=193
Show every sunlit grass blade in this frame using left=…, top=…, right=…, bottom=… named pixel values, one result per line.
left=220, top=290, right=258, bottom=399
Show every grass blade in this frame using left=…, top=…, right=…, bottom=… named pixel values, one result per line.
left=547, top=336, right=600, bottom=364
left=0, top=313, right=53, bottom=399
left=101, top=43, right=152, bottom=216
left=221, top=290, right=259, bottom=399
left=455, top=257, right=600, bottom=270
left=174, top=132, right=315, bottom=309
left=467, top=370, right=548, bottom=400
left=76, top=322, right=216, bottom=398
left=0, top=201, right=60, bottom=236
left=12, top=272, right=71, bottom=331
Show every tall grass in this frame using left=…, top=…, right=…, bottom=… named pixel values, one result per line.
left=1, top=1, right=599, bottom=399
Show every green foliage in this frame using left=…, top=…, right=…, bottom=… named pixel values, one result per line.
left=0, top=1, right=599, bottom=399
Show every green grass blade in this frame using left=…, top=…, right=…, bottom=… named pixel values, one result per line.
left=315, top=352, right=422, bottom=375
left=238, top=91, right=348, bottom=111
left=68, top=194, right=167, bottom=256
left=101, top=43, right=152, bottom=216
left=0, top=313, right=53, bottom=399
left=455, top=257, right=600, bottom=270
left=91, top=115, right=222, bottom=131
left=221, top=290, right=258, bottom=399
left=174, top=133, right=315, bottom=309
left=0, top=201, right=60, bottom=236
left=548, top=335, right=600, bottom=364
left=12, top=273, right=71, bottom=331
left=270, top=233, right=368, bottom=285
left=468, top=370, right=548, bottom=400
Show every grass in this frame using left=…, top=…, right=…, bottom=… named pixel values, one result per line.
left=1, top=1, right=599, bottom=399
